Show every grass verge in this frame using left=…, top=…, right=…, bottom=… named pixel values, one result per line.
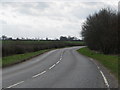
left=77, top=47, right=118, bottom=79
left=2, top=49, right=50, bottom=67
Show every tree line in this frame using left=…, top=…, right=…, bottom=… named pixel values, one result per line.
left=81, top=8, right=119, bottom=54
left=1, top=35, right=82, bottom=41
left=2, top=35, right=84, bottom=57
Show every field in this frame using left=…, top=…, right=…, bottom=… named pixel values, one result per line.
left=2, top=40, right=84, bottom=67
left=2, top=40, right=84, bottom=57
left=77, top=47, right=118, bottom=79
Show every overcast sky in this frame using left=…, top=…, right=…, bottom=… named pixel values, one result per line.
left=0, top=0, right=118, bottom=39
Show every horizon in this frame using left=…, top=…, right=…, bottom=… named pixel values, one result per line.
left=1, top=35, right=82, bottom=40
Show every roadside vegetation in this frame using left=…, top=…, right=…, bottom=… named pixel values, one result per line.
left=2, top=36, right=84, bottom=67
left=2, top=49, right=49, bottom=67
left=80, top=8, right=119, bottom=80
left=2, top=39, right=84, bottom=57
left=77, top=47, right=118, bottom=78
left=82, top=8, right=118, bottom=54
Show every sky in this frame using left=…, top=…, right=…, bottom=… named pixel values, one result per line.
left=0, top=0, right=118, bottom=39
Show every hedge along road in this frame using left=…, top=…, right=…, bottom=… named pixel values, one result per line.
left=2, top=46, right=118, bottom=88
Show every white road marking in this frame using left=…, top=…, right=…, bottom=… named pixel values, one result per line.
left=56, top=61, right=60, bottom=64
left=97, top=66, right=100, bottom=69
left=60, top=58, right=62, bottom=60
left=100, top=70, right=109, bottom=88
left=89, top=58, right=110, bottom=88
left=93, top=62, right=98, bottom=67
left=49, top=64, right=56, bottom=70
left=90, top=58, right=98, bottom=66
left=90, top=58, right=93, bottom=61
left=32, top=71, right=46, bottom=78
left=7, top=81, right=24, bottom=88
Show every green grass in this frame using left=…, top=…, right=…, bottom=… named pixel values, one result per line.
left=77, top=47, right=118, bottom=79
left=2, top=49, right=49, bottom=67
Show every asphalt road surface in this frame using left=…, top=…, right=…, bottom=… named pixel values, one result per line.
left=2, top=46, right=118, bottom=88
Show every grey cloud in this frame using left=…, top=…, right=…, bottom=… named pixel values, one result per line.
left=1, top=1, right=117, bottom=39
left=71, top=2, right=109, bottom=20
left=2, top=2, right=50, bottom=16
left=18, top=2, right=49, bottom=16
left=19, top=2, right=50, bottom=15
left=35, top=2, right=50, bottom=9
left=0, top=20, right=7, bottom=24
left=20, top=2, right=50, bottom=10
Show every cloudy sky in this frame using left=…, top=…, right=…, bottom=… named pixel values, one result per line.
left=0, top=0, right=118, bottom=39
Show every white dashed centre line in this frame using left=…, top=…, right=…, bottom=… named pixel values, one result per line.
left=7, top=81, right=24, bottom=88
left=6, top=52, right=64, bottom=89
left=56, top=61, right=60, bottom=64
left=49, top=64, right=56, bottom=70
left=32, top=71, right=46, bottom=78
left=60, top=58, right=62, bottom=60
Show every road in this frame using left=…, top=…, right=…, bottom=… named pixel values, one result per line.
left=2, top=46, right=117, bottom=88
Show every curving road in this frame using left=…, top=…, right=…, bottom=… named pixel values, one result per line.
left=2, top=46, right=117, bottom=88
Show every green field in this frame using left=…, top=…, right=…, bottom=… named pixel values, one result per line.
left=2, top=49, right=49, bottom=67
left=77, top=47, right=118, bottom=79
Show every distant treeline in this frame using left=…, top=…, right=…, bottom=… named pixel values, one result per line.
left=2, top=40, right=84, bottom=57
left=82, top=8, right=119, bottom=54
left=1, top=35, right=82, bottom=41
